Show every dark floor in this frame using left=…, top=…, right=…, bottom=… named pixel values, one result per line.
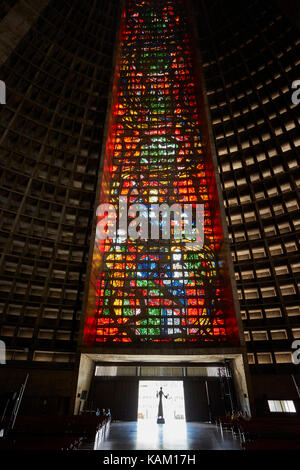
left=92, top=421, right=241, bottom=450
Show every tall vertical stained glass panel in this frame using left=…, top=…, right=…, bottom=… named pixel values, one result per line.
left=83, top=0, right=240, bottom=345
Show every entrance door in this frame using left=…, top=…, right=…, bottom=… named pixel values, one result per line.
left=207, top=379, right=226, bottom=419
left=184, top=378, right=229, bottom=421
left=184, top=380, right=210, bottom=422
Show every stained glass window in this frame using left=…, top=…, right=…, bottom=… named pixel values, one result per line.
left=83, top=0, right=240, bottom=345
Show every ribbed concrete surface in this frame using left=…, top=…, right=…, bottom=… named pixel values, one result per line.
left=0, top=0, right=50, bottom=64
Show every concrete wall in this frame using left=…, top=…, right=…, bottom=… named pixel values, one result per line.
left=251, top=372, right=300, bottom=416
left=0, top=364, right=77, bottom=416
left=0, top=0, right=50, bottom=65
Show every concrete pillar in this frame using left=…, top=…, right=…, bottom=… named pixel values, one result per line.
left=74, top=354, right=95, bottom=415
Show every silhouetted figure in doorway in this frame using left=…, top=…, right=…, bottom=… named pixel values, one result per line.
left=156, top=387, right=168, bottom=424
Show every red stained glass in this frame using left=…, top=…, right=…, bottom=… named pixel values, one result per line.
left=83, top=0, right=240, bottom=346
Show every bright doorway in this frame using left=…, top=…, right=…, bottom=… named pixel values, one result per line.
left=137, top=380, right=186, bottom=422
